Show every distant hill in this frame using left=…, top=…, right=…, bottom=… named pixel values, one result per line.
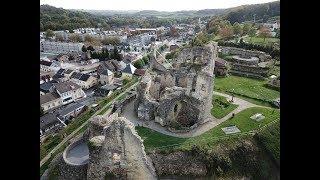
left=223, top=1, right=280, bottom=23
left=40, top=5, right=109, bottom=31
left=40, top=1, right=280, bottom=31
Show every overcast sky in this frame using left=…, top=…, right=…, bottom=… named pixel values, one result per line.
left=40, top=0, right=277, bottom=11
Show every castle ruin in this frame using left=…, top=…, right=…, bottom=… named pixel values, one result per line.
left=134, top=42, right=218, bottom=130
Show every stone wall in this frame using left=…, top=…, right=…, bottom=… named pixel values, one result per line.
left=87, top=114, right=157, bottom=179
left=220, top=46, right=272, bottom=62
left=135, top=42, right=217, bottom=130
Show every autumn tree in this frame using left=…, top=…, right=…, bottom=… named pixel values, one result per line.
left=242, top=23, right=252, bottom=35
left=258, top=26, right=272, bottom=42
left=219, top=26, right=234, bottom=39
left=69, top=34, right=82, bottom=42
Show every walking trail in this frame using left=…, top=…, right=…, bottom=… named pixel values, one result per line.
left=120, top=91, right=267, bottom=138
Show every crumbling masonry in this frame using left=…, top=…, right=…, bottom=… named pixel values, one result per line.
left=134, top=42, right=217, bottom=129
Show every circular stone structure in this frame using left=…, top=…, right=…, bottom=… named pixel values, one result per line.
left=63, top=139, right=89, bottom=165
left=232, top=55, right=259, bottom=65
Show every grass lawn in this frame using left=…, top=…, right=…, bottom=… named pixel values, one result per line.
left=214, top=75, right=280, bottom=106
left=136, top=107, right=279, bottom=152
left=211, top=95, right=238, bottom=119
left=243, top=36, right=279, bottom=46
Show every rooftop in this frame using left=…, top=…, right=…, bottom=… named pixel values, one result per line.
left=55, top=81, right=81, bottom=94
left=40, top=92, right=60, bottom=105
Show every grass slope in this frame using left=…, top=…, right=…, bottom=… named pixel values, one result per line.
left=136, top=107, right=279, bottom=152
left=214, top=75, right=280, bottom=106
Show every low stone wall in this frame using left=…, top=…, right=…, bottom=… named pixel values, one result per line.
left=220, top=46, right=271, bottom=62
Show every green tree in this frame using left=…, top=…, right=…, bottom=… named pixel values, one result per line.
left=69, top=34, right=82, bottom=42
left=242, top=23, right=252, bottom=35
left=248, top=27, right=257, bottom=42
left=142, top=56, right=149, bottom=64
left=275, top=28, right=280, bottom=38
left=82, top=45, right=87, bottom=52
left=233, top=22, right=243, bottom=36
left=87, top=45, right=95, bottom=51
left=45, top=29, right=54, bottom=39
left=133, top=59, right=144, bottom=69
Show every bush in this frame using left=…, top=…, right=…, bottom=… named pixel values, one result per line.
left=133, top=59, right=144, bottom=69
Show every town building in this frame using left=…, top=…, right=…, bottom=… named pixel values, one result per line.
left=99, top=69, right=114, bottom=85
left=57, top=102, right=86, bottom=122
left=40, top=92, right=63, bottom=111
left=122, top=63, right=136, bottom=79
left=40, top=60, right=61, bottom=72
left=40, top=41, right=84, bottom=54
left=70, top=72, right=98, bottom=89
left=40, top=113, right=64, bottom=137
left=55, top=81, right=86, bottom=105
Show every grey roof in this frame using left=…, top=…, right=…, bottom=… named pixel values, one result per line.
left=58, top=103, right=85, bottom=117
left=40, top=82, right=54, bottom=93
left=40, top=60, right=52, bottom=66
left=40, top=113, right=60, bottom=130
left=55, top=81, right=81, bottom=94
left=101, top=69, right=113, bottom=76
left=122, top=64, right=136, bottom=74
left=79, top=74, right=90, bottom=81
left=40, top=92, right=60, bottom=105
left=64, top=69, right=73, bottom=74
left=73, top=72, right=83, bottom=79
left=57, top=68, right=65, bottom=75
left=52, top=73, right=64, bottom=79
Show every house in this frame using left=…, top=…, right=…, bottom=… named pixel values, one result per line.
left=40, top=60, right=61, bottom=72
left=52, top=68, right=74, bottom=82
left=40, top=92, right=63, bottom=112
left=122, top=63, right=136, bottom=79
left=170, top=44, right=180, bottom=52
left=70, top=72, right=98, bottom=89
left=40, top=81, right=55, bottom=94
left=40, top=74, right=53, bottom=84
left=57, top=102, right=86, bottom=122
left=55, top=81, right=86, bottom=105
left=40, top=41, right=84, bottom=54
left=99, top=69, right=114, bottom=85
left=134, top=69, right=146, bottom=76
left=95, top=84, right=119, bottom=97
left=214, top=58, right=230, bottom=77
left=40, top=113, right=64, bottom=136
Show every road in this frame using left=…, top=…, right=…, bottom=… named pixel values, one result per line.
left=40, top=81, right=139, bottom=167
left=120, top=91, right=265, bottom=138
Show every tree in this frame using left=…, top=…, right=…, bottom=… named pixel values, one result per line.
left=112, top=46, right=121, bottom=61
left=87, top=45, right=95, bottom=51
left=242, top=23, right=252, bottom=35
left=248, top=27, right=257, bottom=42
left=219, top=26, right=234, bottom=39
left=233, top=22, right=242, bottom=36
left=82, top=45, right=87, bottom=52
left=142, top=56, right=149, bottom=64
left=69, top=29, right=74, bottom=33
left=69, top=34, right=82, bottom=42
left=258, top=26, right=272, bottom=42
left=133, top=59, right=144, bottom=69
left=45, top=29, right=54, bottom=39
left=194, top=25, right=201, bottom=33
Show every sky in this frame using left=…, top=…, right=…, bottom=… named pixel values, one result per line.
left=40, top=0, right=277, bottom=11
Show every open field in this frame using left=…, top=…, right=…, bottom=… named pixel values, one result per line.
left=214, top=75, right=280, bottom=106
left=243, top=36, right=279, bottom=46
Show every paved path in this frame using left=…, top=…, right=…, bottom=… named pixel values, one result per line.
left=40, top=81, right=139, bottom=167
left=120, top=91, right=264, bottom=138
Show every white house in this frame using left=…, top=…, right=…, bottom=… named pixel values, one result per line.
left=121, top=63, right=136, bottom=79
left=55, top=81, right=86, bottom=105
left=99, top=69, right=114, bottom=85
left=40, top=41, right=84, bottom=54
left=40, top=60, right=61, bottom=72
